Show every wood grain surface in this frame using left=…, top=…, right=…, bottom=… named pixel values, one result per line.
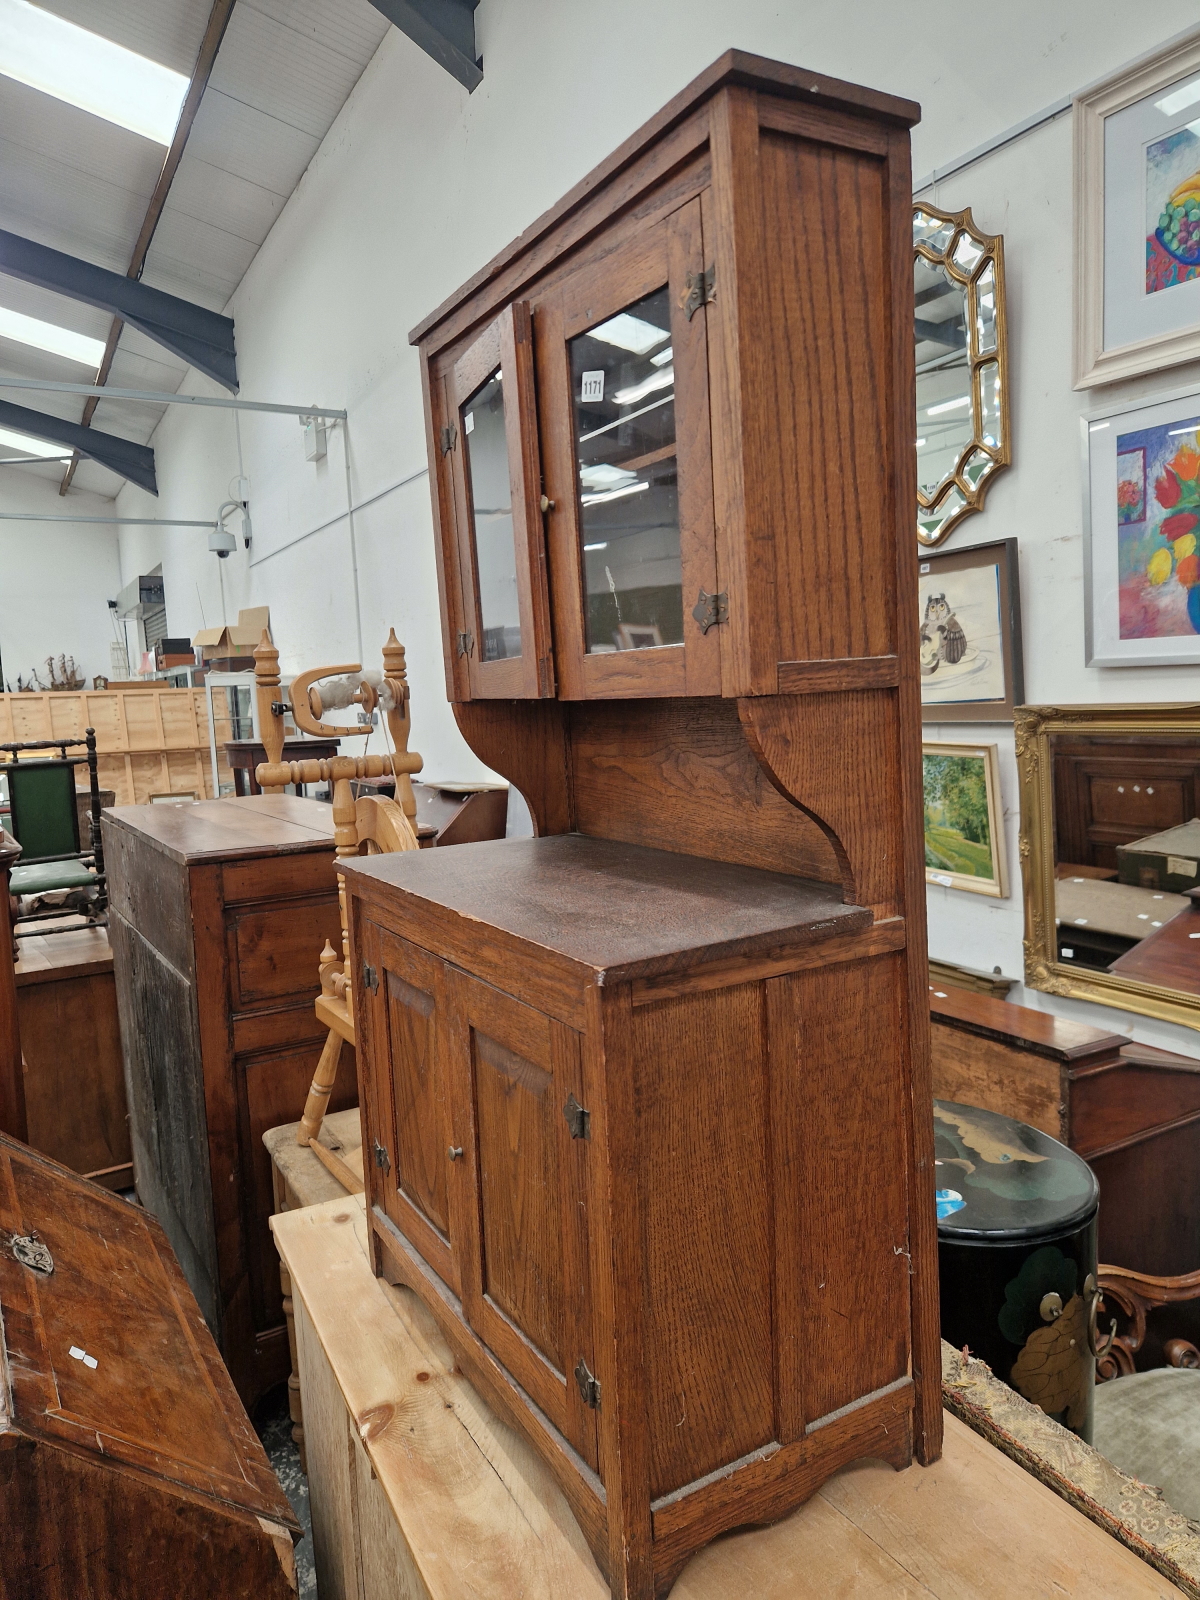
left=343, top=834, right=867, bottom=982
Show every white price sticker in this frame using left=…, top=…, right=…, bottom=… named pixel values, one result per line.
left=581, top=370, right=605, bottom=403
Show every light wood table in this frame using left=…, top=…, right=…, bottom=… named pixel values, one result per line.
left=263, top=1108, right=364, bottom=1470
left=273, top=1195, right=1188, bottom=1600
left=1055, top=876, right=1188, bottom=941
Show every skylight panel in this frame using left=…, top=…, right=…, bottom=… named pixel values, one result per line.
left=0, top=0, right=189, bottom=145
left=0, top=424, right=71, bottom=459
left=0, top=304, right=104, bottom=367
left=588, top=313, right=670, bottom=357
left=1156, top=75, right=1200, bottom=119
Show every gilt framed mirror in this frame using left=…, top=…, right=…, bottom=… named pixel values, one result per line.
left=1016, top=702, right=1200, bottom=1031
left=914, top=203, right=1011, bottom=546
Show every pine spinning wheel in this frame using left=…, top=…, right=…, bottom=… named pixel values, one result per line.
left=252, top=630, right=421, bottom=1161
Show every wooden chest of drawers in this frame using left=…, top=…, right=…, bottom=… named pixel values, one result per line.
left=0, top=1131, right=298, bottom=1598
left=104, top=794, right=356, bottom=1405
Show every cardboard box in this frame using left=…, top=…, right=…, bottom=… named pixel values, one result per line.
left=1116, top=818, right=1200, bottom=893
left=193, top=606, right=271, bottom=661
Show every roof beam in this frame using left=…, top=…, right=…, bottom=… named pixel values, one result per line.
left=0, top=400, right=156, bottom=494
left=58, top=0, right=238, bottom=495
left=368, top=0, right=482, bottom=91
left=914, top=317, right=966, bottom=351
left=0, top=231, right=237, bottom=389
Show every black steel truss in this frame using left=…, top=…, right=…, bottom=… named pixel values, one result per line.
left=367, top=0, right=482, bottom=91
left=0, top=398, right=157, bottom=494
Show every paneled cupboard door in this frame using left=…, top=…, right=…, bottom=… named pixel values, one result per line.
left=538, top=195, right=721, bottom=699
left=363, top=925, right=459, bottom=1296
left=444, top=302, right=554, bottom=699
left=445, top=969, right=598, bottom=1467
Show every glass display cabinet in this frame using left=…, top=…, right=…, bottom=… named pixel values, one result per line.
left=349, top=52, right=938, bottom=1600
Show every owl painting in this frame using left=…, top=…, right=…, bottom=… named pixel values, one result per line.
left=920, top=593, right=967, bottom=673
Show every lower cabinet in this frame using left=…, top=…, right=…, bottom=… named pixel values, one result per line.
left=344, top=836, right=929, bottom=1600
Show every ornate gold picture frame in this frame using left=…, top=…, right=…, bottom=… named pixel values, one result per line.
left=1015, top=702, right=1200, bottom=1032
left=914, top=203, right=1011, bottom=547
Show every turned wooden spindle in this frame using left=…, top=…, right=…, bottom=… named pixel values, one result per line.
left=252, top=631, right=286, bottom=793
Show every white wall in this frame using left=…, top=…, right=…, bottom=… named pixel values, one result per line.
left=114, top=2, right=1200, bottom=1049
left=0, top=468, right=121, bottom=688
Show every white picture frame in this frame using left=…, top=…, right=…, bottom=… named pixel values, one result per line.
left=1075, top=27, right=1200, bottom=388
left=1082, top=381, right=1200, bottom=666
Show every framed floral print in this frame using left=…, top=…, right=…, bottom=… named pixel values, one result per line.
left=1075, top=28, right=1200, bottom=387
left=1083, top=383, right=1200, bottom=666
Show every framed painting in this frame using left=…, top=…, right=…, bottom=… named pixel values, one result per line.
left=1083, top=384, right=1200, bottom=666
left=923, top=742, right=1008, bottom=898
left=1075, top=28, right=1200, bottom=387
left=918, top=538, right=1024, bottom=721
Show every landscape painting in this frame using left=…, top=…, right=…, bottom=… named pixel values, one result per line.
left=1115, top=413, right=1200, bottom=640
left=923, top=743, right=1007, bottom=897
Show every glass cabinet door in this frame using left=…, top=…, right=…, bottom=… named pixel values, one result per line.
left=444, top=302, right=553, bottom=699
left=540, top=196, right=720, bottom=698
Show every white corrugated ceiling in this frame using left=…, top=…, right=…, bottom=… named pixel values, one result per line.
left=0, top=0, right=390, bottom=498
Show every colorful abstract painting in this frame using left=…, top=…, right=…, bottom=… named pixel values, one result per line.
left=1116, top=415, right=1200, bottom=639
left=1116, top=447, right=1145, bottom=524
left=1147, top=126, right=1200, bottom=295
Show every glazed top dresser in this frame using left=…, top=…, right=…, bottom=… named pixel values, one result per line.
left=344, top=51, right=937, bottom=1600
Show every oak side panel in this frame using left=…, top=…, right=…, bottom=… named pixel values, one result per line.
left=569, top=698, right=841, bottom=885
left=768, top=955, right=911, bottom=1425
left=452, top=699, right=572, bottom=835
left=754, top=129, right=894, bottom=666
left=18, top=969, right=130, bottom=1179
left=630, top=984, right=774, bottom=1500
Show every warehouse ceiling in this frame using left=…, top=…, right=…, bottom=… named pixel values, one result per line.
left=0, top=0, right=390, bottom=498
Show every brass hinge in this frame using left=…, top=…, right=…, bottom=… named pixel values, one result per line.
left=362, top=962, right=379, bottom=994
left=574, top=1358, right=601, bottom=1410
left=373, top=1140, right=391, bottom=1174
left=681, top=265, right=716, bottom=320
left=440, top=423, right=457, bottom=454
left=691, top=588, right=729, bottom=634
left=456, top=629, right=475, bottom=658
left=563, top=1093, right=590, bottom=1140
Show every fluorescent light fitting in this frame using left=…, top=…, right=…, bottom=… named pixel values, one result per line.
left=0, top=0, right=189, bottom=144
left=0, top=423, right=72, bottom=459
left=581, top=481, right=650, bottom=506
left=915, top=438, right=927, bottom=447
left=1168, top=422, right=1200, bottom=435
left=650, top=346, right=673, bottom=368
left=583, top=542, right=608, bottom=551
left=1156, top=74, right=1200, bottom=118
left=0, top=304, right=104, bottom=367
left=613, top=367, right=674, bottom=407
left=926, top=396, right=970, bottom=416
left=587, top=312, right=670, bottom=357
left=579, top=463, right=637, bottom=490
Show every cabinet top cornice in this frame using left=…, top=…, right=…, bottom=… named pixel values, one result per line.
left=408, top=49, right=920, bottom=349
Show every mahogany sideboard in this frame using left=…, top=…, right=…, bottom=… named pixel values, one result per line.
left=0, top=1131, right=298, bottom=1598
left=351, top=49, right=938, bottom=1600
left=104, top=793, right=356, bottom=1406
left=930, top=985, right=1200, bottom=1363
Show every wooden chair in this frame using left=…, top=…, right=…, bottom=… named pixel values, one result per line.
left=252, top=630, right=421, bottom=1174
left=2, top=729, right=106, bottom=942
left=1092, top=1264, right=1200, bottom=1520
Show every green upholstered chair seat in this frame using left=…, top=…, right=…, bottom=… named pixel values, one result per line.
left=9, top=860, right=96, bottom=895
left=1092, top=1367, right=1200, bottom=1521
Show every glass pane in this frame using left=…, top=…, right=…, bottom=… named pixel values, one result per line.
left=1050, top=730, right=1200, bottom=981
left=978, top=360, right=1003, bottom=449
left=951, top=230, right=984, bottom=276
left=916, top=256, right=973, bottom=499
left=462, top=370, right=521, bottom=662
left=961, top=447, right=998, bottom=489
left=570, top=286, right=682, bottom=654
left=914, top=211, right=955, bottom=253
left=918, top=484, right=967, bottom=543
left=974, top=261, right=997, bottom=356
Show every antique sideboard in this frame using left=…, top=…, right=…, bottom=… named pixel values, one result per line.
left=340, top=51, right=937, bottom=1600
left=104, top=794, right=355, bottom=1405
